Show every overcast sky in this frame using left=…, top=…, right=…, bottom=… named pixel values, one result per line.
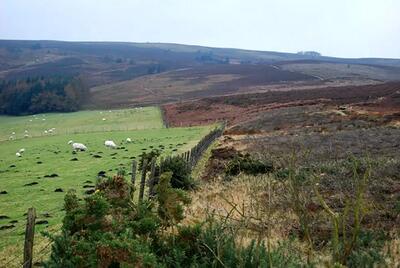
left=1, top=0, right=399, bottom=58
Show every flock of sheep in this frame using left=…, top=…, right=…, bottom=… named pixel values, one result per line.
left=9, top=127, right=56, bottom=140
left=67, top=138, right=132, bottom=152
left=15, top=137, right=132, bottom=157
left=11, top=109, right=143, bottom=157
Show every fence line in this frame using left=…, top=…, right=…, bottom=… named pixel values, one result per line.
left=128, top=123, right=224, bottom=203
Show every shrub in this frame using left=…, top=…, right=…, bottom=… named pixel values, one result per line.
left=44, top=177, right=159, bottom=267
left=161, top=157, right=194, bottom=190
left=156, top=172, right=191, bottom=226
left=139, top=149, right=161, bottom=171
left=225, top=154, right=273, bottom=176
left=346, top=231, right=386, bottom=267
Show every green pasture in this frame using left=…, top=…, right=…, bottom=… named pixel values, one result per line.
left=0, top=107, right=212, bottom=249
left=0, top=107, right=163, bottom=141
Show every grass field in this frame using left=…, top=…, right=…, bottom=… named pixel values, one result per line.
left=0, top=107, right=163, bottom=141
left=0, top=107, right=212, bottom=253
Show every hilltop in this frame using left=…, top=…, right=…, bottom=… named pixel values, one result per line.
left=1, top=40, right=400, bottom=112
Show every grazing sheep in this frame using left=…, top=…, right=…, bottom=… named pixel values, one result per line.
left=24, top=134, right=29, bottom=138
left=11, top=132, right=15, bottom=135
left=72, top=143, right=87, bottom=151
left=24, top=130, right=28, bottom=133
left=102, top=118, right=106, bottom=121
left=19, top=148, right=25, bottom=153
left=48, top=129, right=53, bottom=133
left=68, top=140, right=74, bottom=145
left=44, top=130, right=48, bottom=134
left=126, top=138, right=132, bottom=143
left=104, top=140, right=117, bottom=149
left=16, top=152, right=21, bottom=157
left=9, top=136, right=14, bottom=140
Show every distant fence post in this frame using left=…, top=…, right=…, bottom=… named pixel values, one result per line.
left=160, top=106, right=169, bottom=128
left=148, top=157, right=157, bottom=199
left=138, top=159, right=148, bottom=204
left=130, top=160, right=137, bottom=200
left=23, top=207, right=36, bottom=268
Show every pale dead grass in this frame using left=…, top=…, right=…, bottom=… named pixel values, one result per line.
left=185, top=174, right=292, bottom=244
left=384, top=237, right=400, bottom=267
left=0, top=224, right=60, bottom=268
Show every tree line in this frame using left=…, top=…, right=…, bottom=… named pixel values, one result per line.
left=0, top=76, right=89, bottom=115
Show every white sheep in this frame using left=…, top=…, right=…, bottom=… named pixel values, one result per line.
left=44, top=130, right=48, bottom=134
left=11, top=132, right=15, bottom=135
left=24, top=134, right=29, bottom=138
left=102, top=118, right=106, bottom=121
left=48, top=129, right=53, bottom=133
left=126, top=138, right=132, bottom=143
left=16, top=152, right=21, bottom=157
left=9, top=136, right=14, bottom=140
left=104, top=140, right=117, bottom=149
left=72, top=142, right=87, bottom=151
left=25, top=130, right=28, bottom=133
left=19, top=148, right=25, bottom=153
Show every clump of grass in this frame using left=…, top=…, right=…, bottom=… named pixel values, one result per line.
left=314, top=157, right=374, bottom=266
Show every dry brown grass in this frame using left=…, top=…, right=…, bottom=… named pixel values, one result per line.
left=185, top=174, right=292, bottom=244
left=0, top=224, right=60, bottom=268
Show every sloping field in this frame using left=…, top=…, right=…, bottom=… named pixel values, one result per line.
left=86, top=64, right=317, bottom=109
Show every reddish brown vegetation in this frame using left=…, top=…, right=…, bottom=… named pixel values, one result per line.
left=163, top=82, right=400, bottom=128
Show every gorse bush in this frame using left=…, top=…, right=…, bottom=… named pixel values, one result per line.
left=225, top=154, right=273, bottom=176
left=139, top=149, right=161, bottom=171
left=161, top=156, right=194, bottom=190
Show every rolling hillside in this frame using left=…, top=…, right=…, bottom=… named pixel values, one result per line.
left=1, top=40, right=400, bottom=110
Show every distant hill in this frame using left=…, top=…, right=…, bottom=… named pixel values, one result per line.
left=1, top=40, right=400, bottom=111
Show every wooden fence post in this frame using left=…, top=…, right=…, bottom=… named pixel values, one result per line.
left=130, top=160, right=137, bottom=200
left=23, top=207, right=36, bottom=268
left=138, top=159, right=148, bottom=204
left=131, top=160, right=137, bottom=185
left=148, top=157, right=157, bottom=199
left=159, top=156, right=164, bottom=173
